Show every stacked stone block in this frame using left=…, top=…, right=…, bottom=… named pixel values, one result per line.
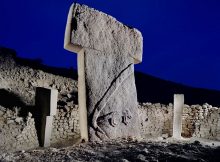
left=14, top=113, right=39, bottom=150
left=182, top=104, right=196, bottom=137
left=0, top=107, right=39, bottom=153
left=191, top=104, right=220, bottom=140
left=139, top=103, right=173, bottom=138
left=51, top=105, right=80, bottom=144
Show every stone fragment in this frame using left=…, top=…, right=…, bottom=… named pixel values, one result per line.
left=64, top=3, right=143, bottom=141
left=0, top=110, right=4, bottom=117
left=6, top=119, right=14, bottom=124
left=15, top=117, right=23, bottom=124
left=67, top=94, right=72, bottom=98
left=28, top=112, right=32, bottom=118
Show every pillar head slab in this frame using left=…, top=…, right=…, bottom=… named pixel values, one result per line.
left=64, top=3, right=143, bottom=64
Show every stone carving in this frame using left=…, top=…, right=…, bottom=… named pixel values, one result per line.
left=64, top=3, right=143, bottom=141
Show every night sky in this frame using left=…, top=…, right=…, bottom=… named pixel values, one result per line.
left=1, top=0, right=220, bottom=90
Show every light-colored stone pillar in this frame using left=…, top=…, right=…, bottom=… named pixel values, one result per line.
left=173, top=94, right=184, bottom=139
left=64, top=3, right=143, bottom=141
left=35, top=87, right=58, bottom=147
left=216, top=116, right=220, bottom=140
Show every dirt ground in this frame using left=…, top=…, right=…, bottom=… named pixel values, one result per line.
left=0, top=139, right=220, bottom=162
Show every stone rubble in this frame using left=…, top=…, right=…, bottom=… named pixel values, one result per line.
left=0, top=107, right=38, bottom=153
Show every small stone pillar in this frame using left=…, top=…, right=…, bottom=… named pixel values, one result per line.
left=173, top=94, right=184, bottom=139
left=35, top=87, right=58, bottom=147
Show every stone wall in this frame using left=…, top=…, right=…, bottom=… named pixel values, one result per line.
left=139, top=103, right=173, bottom=138
left=139, top=103, right=220, bottom=140
left=1, top=101, right=220, bottom=153
left=0, top=104, right=81, bottom=153
left=0, top=51, right=79, bottom=151
left=51, top=106, right=80, bottom=146
left=0, top=106, right=38, bottom=153
left=184, top=103, right=220, bottom=140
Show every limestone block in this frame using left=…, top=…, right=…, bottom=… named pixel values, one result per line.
left=64, top=3, right=143, bottom=141
left=35, top=87, right=58, bottom=147
left=35, top=87, right=58, bottom=116
left=64, top=4, right=143, bottom=64
left=173, top=94, right=184, bottom=139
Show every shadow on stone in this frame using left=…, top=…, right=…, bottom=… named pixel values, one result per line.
left=0, top=89, right=34, bottom=117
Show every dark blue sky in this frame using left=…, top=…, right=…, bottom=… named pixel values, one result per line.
left=1, top=0, right=220, bottom=90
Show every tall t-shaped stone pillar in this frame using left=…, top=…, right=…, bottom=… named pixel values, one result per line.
left=173, top=94, right=184, bottom=139
left=35, top=87, right=58, bottom=147
left=64, top=3, right=143, bottom=141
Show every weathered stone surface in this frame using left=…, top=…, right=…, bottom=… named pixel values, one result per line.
left=85, top=49, right=140, bottom=141
left=64, top=3, right=143, bottom=141
left=35, top=87, right=58, bottom=147
left=173, top=94, right=184, bottom=139
left=0, top=73, right=9, bottom=89
left=64, top=4, right=143, bottom=64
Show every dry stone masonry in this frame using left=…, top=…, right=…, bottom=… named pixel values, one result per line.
left=183, top=103, right=220, bottom=139
left=0, top=106, right=38, bottom=154
left=139, top=103, right=173, bottom=138
left=0, top=91, right=220, bottom=153
left=64, top=3, right=143, bottom=141
left=139, top=102, right=220, bottom=140
left=51, top=106, right=80, bottom=146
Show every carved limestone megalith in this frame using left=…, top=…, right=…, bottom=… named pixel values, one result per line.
left=64, top=3, right=143, bottom=141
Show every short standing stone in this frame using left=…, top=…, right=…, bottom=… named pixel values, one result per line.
left=35, top=87, right=58, bottom=147
left=15, top=117, right=23, bottom=124
left=173, top=94, right=184, bottom=139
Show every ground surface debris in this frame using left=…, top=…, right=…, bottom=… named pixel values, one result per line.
left=0, top=139, right=220, bottom=162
